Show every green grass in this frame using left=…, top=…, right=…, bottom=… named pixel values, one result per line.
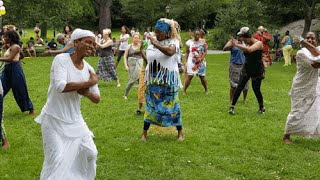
left=1, top=54, right=320, bottom=179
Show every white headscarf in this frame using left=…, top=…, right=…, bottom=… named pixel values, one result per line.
left=70, top=28, right=95, bottom=42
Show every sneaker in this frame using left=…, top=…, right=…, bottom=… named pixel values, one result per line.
left=258, top=107, right=265, bottom=114
left=228, top=107, right=235, bottom=115
left=117, top=84, right=121, bottom=87
left=123, top=96, right=128, bottom=100
left=136, top=110, right=142, bottom=115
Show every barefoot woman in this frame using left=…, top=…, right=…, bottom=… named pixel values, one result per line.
left=141, top=18, right=183, bottom=141
left=283, top=32, right=320, bottom=144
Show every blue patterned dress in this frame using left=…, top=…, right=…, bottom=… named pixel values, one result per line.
left=144, top=38, right=182, bottom=127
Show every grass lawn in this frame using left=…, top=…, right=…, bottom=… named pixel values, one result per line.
left=1, top=54, right=320, bottom=179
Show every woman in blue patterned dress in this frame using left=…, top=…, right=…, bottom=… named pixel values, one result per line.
left=141, top=18, right=183, bottom=141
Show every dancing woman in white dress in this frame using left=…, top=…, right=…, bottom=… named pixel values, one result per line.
left=283, top=32, right=320, bottom=144
left=35, top=29, right=100, bottom=179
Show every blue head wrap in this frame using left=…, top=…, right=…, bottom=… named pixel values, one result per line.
left=155, top=19, right=170, bottom=33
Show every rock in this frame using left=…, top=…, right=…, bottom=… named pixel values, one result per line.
left=279, top=19, right=320, bottom=36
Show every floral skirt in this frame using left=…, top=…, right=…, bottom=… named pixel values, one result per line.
left=96, top=56, right=118, bottom=81
left=144, top=83, right=182, bottom=127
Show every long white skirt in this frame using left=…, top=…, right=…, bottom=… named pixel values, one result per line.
left=35, top=113, right=97, bottom=180
left=285, top=83, right=320, bottom=137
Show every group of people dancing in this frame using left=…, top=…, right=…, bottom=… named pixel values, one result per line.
left=7, top=17, right=208, bottom=179
left=1, top=18, right=319, bottom=180
left=223, top=27, right=320, bottom=145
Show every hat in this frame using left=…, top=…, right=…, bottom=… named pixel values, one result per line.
left=71, top=28, right=95, bottom=42
left=237, top=27, right=252, bottom=38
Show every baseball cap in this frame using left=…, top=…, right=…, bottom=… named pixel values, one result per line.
left=237, top=27, right=251, bottom=38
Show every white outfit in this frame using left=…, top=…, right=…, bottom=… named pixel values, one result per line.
left=285, top=47, right=320, bottom=137
left=145, top=38, right=182, bottom=88
left=35, top=53, right=100, bottom=180
left=119, top=34, right=130, bottom=51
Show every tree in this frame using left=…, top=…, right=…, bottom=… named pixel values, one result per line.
left=92, top=0, right=113, bottom=32
left=4, top=0, right=95, bottom=38
left=300, top=0, right=320, bottom=35
left=213, top=0, right=265, bottom=49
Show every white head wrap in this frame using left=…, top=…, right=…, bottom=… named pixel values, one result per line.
left=71, top=28, right=95, bottom=42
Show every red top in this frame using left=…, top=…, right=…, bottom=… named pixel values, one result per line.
left=253, top=32, right=271, bottom=53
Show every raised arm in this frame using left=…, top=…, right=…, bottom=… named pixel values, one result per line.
left=281, top=36, right=288, bottom=44
left=234, top=40, right=263, bottom=53
left=148, top=36, right=176, bottom=56
left=96, top=39, right=113, bottom=49
left=46, top=41, right=74, bottom=55
left=300, top=40, right=320, bottom=57
left=223, top=39, right=234, bottom=51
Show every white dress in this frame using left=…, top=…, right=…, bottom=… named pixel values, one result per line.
left=285, top=47, right=320, bottom=137
left=35, top=53, right=100, bottom=180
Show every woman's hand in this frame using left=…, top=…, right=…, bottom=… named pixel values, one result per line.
left=88, top=71, right=98, bottom=86
left=311, top=62, right=320, bottom=69
left=147, top=35, right=156, bottom=46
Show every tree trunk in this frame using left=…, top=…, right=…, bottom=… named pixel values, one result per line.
left=302, top=0, right=316, bottom=36
left=40, top=21, right=47, bottom=39
left=98, top=0, right=112, bottom=33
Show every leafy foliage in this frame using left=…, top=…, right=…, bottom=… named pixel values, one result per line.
left=212, top=0, right=265, bottom=49
left=4, top=0, right=95, bottom=30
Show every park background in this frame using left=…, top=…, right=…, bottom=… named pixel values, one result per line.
left=0, top=0, right=320, bottom=179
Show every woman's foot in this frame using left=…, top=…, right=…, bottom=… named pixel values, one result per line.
left=283, top=134, right=293, bottom=144
left=141, top=131, right=147, bottom=141
left=228, top=107, right=235, bottom=115
left=117, top=83, right=121, bottom=87
left=258, top=107, right=265, bottom=114
left=2, top=139, right=10, bottom=150
left=29, top=109, right=35, bottom=115
left=182, top=91, right=186, bottom=96
left=283, top=138, right=293, bottom=145
left=177, top=131, right=184, bottom=141
left=205, top=90, right=209, bottom=95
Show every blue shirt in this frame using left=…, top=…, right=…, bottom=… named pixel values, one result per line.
left=230, top=47, right=245, bottom=65
left=60, top=44, right=74, bottom=54
left=284, top=36, right=292, bottom=46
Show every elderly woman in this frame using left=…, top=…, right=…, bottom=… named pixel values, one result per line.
left=35, top=29, right=100, bottom=179
left=183, top=29, right=208, bottom=95
left=95, top=28, right=121, bottom=87
left=228, top=27, right=265, bottom=115
left=141, top=18, right=183, bottom=141
left=123, top=33, right=145, bottom=99
left=46, top=33, right=75, bottom=55
left=283, top=32, right=320, bottom=144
